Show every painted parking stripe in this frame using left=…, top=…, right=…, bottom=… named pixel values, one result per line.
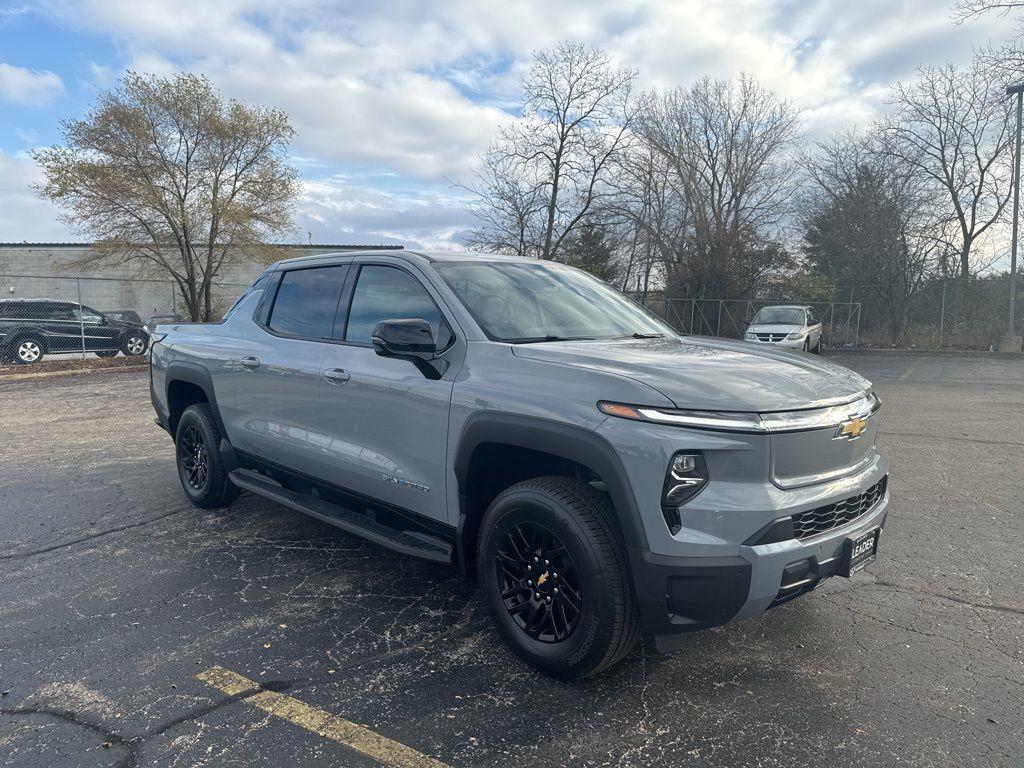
left=197, top=666, right=449, bottom=768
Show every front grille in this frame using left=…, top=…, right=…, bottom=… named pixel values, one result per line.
left=791, top=476, right=887, bottom=539
left=755, top=333, right=788, bottom=342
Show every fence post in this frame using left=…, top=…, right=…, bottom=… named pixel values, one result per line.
left=76, top=278, right=86, bottom=361
left=716, top=301, right=723, bottom=336
left=939, top=279, right=947, bottom=349
left=689, top=300, right=696, bottom=335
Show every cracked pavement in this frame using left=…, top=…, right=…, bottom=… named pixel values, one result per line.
left=0, top=352, right=1022, bottom=767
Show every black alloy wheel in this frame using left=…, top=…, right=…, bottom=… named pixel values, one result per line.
left=477, top=476, right=640, bottom=679
left=495, top=522, right=581, bottom=643
left=179, top=423, right=209, bottom=491
left=173, top=403, right=239, bottom=508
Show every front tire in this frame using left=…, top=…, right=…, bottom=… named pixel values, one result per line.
left=175, top=404, right=239, bottom=509
left=477, top=477, right=640, bottom=679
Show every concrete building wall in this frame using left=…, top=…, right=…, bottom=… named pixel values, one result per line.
left=0, top=243, right=397, bottom=322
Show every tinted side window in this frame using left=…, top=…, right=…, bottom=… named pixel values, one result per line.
left=344, top=265, right=451, bottom=346
left=268, top=266, right=346, bottom=339
left=73, top=305, right=104, bottom=323
left=807, top=308, right=819, bottom=325
left=51, top=304, right=77, bottom=321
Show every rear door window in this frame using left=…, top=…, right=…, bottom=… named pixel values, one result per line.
left=267, top=266, right=347, bottom=339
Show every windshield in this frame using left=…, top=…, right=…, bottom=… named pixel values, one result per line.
left=752, top=307, right=805, bottom=326
left=435, top=261, right=670, bottom=342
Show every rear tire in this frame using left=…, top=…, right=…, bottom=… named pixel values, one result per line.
left=174, top=403, right=239, bottom=509
left=122, top=332, right=147, bottom=356
left=12, top=335, right=44, bottom=365
left=477, top=476, right=640, bottom=679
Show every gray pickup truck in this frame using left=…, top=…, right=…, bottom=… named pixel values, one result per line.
left=150, top=250, right=889, bottom=679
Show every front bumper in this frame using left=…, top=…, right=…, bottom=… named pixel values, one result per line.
left=633, top=480, right=889, bottom=650
left=744, top=336, right=807, bottom=350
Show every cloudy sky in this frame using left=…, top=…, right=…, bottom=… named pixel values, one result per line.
left=0, top=0, right=1013, bottom=248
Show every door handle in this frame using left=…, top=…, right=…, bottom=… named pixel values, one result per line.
left=322, top=368, right=350, bottom=383
left=240, top=356, right=261, bottom=369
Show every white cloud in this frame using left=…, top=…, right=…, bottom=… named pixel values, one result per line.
left=0, top=62, right=64, bottom=106
left=6, top=0, right=1020, bottom=245
left=0, top=150, right=78, bottom=241
left=45, top=0, right=1016, bottom=175
left=296, top=175, right=475, bottom=249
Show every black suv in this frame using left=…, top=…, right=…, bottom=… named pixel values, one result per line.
left=0, top=299, right=150, bottom=365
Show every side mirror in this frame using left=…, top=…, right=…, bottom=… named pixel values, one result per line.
left=371, top=318, right=437, bottom=361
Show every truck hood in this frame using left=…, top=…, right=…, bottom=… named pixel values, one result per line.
left=510, top=336, right=870, bottom=412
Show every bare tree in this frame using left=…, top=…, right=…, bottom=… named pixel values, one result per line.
left=802, top=131, right=942, bottom=340
left=953, top=0, right=1024, bottom=23
left=951, top=0, right=1024, bottom=83
left=637, top=75, right=800, bottom=298
left=604, top=142, right=683, bottom=296
left=35, top=72, right=298, bottom=321
left=463, top=145, right=547, bottom=256
left=881, top=63, right=1013, bottom=292
left=465, top=42, right=637, bottom=260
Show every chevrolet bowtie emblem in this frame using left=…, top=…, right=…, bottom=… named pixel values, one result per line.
left=835, top=416, right=868, bottom=440
left=536, top=572, right=549, bottom=586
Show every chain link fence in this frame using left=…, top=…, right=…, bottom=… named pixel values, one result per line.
left=2, top=271, right=1018, bottom=363
left=639, top=297, right=863, bottom=348
left=0, top=274, right=249, bottom=365
left=834, top=275, right=1022, bottom=349
left=637, top=273, right=1021, bottom=351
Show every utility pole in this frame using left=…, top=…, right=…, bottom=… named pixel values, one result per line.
left=999, top=84, right=1023, bottom=353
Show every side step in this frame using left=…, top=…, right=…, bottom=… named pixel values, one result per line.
left=228, top=468, right=452, bottom=563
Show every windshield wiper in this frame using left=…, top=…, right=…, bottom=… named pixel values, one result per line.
left=503, top=335, right=596, bottom=344
left=625, top=332, right=664, bottom=339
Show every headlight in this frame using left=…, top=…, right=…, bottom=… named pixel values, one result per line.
left=745, top=332, right=756, bottom=339
left=787, top=330, right=806, bottom=340
left=597, top=392, right=880, bottom=434
left=663, top=453, right=708, bottom=506
left=661, top=452, right=709, bottom=533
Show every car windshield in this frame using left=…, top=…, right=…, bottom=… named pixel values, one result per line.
left=753, top=307, right=805, bottom=325
left=434, top=261, right=669, bottom=342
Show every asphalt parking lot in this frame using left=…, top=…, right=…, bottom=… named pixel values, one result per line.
left=1, top=351, right=1022, bottom=767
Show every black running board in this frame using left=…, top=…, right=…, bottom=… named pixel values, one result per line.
left=228, top=468, right=452, bottom=563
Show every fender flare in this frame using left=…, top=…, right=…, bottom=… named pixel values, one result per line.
left=452, top=412, right=649, bottom=556
left=164, top=360, right=227, bottom=436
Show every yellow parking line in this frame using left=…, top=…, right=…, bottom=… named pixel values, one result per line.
left=197, top=666, right=450, bottom=768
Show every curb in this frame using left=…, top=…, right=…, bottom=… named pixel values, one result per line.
left=0, top=364, right=149, bottom=383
